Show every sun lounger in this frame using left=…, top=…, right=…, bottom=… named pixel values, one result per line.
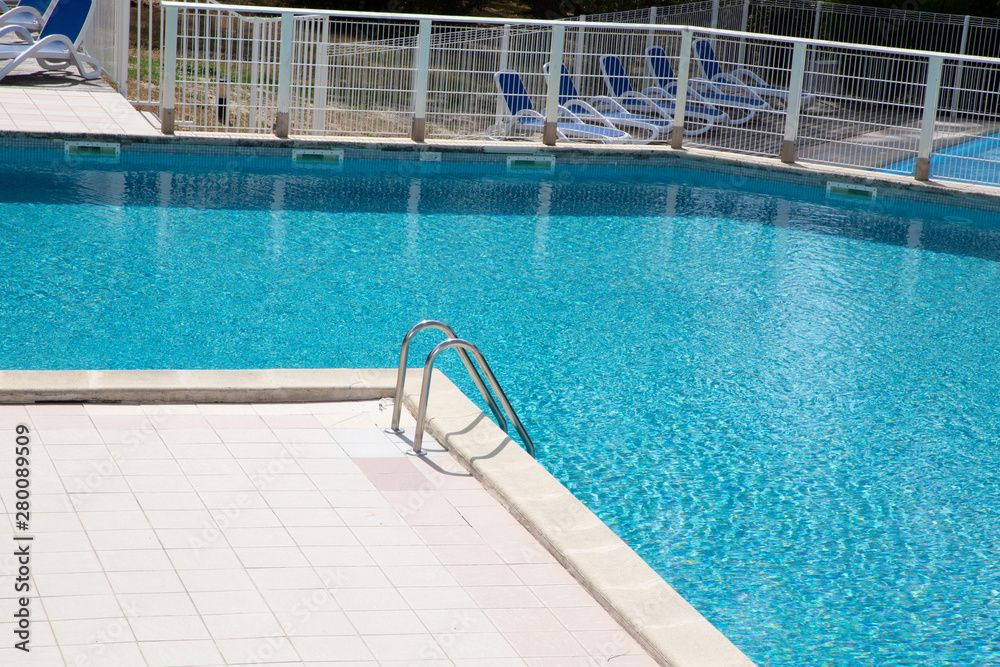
left=489, top=69, right=632, bottom=144
left=542, top=62, right=669, bottom=144
left=0, top=0, right=101, bottom=83
left=0, top=0, right=55, bottom=32
left=692, top=38, right=815, bottom=107
left=599, top=54, right=727, bottom=136
left=645, top=45, right=771, bottom=126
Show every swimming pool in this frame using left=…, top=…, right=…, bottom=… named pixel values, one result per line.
left=884, top=131, right=1000, bottom=186
left=4, top=143, right=1000, bottom=665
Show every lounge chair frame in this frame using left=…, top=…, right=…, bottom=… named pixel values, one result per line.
left=0, top=0, right=101, bottom=83
left=489, top=69, right=632, bottom=145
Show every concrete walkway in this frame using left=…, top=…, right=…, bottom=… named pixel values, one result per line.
left=0, top=45, right=158, bottom=136
left=0, top=400, right=656, bottom=666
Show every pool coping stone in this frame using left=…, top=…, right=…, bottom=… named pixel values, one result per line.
left=0, top=368, right=755, bottom=667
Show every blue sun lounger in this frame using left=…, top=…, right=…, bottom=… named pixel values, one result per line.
left=542, top=62, right=669, bottom=144
left=692, top=38, right=815, bottom=107
left=0, top=0, right=55, bottom=32
left=599, top=54, right=727, bottom=137
left=645, top=45, right=771, bottom=126
left=0, top=0, right=101, bottom=82
left=489, top=69, right=632, bottom=144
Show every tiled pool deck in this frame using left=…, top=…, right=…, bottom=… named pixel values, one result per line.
left=0, top=62, right=159, bottom=136
left=0, top=398, right=657, bottom=666
left=0, top=369, right=753, bottom=667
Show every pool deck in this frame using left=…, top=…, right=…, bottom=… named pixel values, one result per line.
left=0, top=59, right=160, bottom=136
left=0, top=370, right=752, bottom=666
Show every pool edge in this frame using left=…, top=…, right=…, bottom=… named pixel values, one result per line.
left=0, top=368, right=756, bottom=667
left=3, top=130, right=998, bottom=211
left=404, top=369, right=756, bottom=667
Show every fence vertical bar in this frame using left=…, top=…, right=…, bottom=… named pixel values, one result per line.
left=133, top=0, right=142, bottom=102
left=274, top=12, right=295, bottom=138
left=710, top=0, right=719, bottom=30
left=411, top=19, right=432, bottom=142
left=780, top=41, right=807, bottom=163
left=160, top=5, right=178, bottom=134
left=148, top=0, right=156, bottom=105
left=248, top=20, right=261, bottom=132
left=543, top=24, right=565, bottom=146
left=949, top=15, right=970, bottom=118
left=671, top=29, right=692, bottom=149
left=915, top=55, right=944, bottom=181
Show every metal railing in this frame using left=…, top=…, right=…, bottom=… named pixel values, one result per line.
left=111, top=0, right=1000, bottom=112
left=156, top=3, right=1000, bottom=187
left=573, top=0, right=1000, bottom=61
left=388, top=321, right=535, bottom=458
left=84, top=0, right=129, bottom=92
left=387, top=320, right=508, bottom=436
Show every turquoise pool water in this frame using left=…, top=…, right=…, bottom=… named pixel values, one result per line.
left=4, top=149, right=1000, bottom=665
left=884, top=131, right=1000, bottom=186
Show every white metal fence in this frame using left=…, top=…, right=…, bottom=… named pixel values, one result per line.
left=110, top=0, right=1000, bottom=113
left=576, top=0, right=1000, bottom=61
left=577, top=0, right=1000, bottom=120
left=84, top=0, right=129, bottom=92
left=156, top=3, right=1000, bottom=187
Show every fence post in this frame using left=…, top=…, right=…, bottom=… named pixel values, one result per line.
left=312, top=17, right=330, bottom=135
left=411, top=19, right=432, bottom=142
left=737, top=0, right=750, bottom=65
left=161, top=5, right=178, bottom=134
left=274, top=12, right=295, bottom=138
left=780, top=41, right=807, bottom=163
left=949, top=15, right=970, bottom=118
left=115, top=0, right=129, bottom=92
left=496, top=24, right=511, bottom=127
left=915, top=56, right=944, bottom=181
left=543, top=24, right=566, bottom=146
left=671, top=29, right=692, bottom=149
left=573, top=17, right=585, bottom=84
left=710, top=0, right=719, bottom=30
left=645, top=7, right=658, bottom=54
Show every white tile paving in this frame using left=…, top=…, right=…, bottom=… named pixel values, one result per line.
left=0, top=57, right=161, bottom=135
left=0, top=401, right=656, bottom=665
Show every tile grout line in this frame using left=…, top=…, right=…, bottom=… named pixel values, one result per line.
left=32, top=408, right=145, bottom=666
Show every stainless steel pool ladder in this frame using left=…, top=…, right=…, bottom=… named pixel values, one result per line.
left=387, top=320, right=536, bottom=458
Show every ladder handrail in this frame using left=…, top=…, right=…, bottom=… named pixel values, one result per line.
left=388, top=320, right=508, bottom=435
left=411, top=337, right=535, bottom=458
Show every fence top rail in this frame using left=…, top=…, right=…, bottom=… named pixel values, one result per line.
left=577, top=0, right=1000, bottom=29
left=161, top=1, right=1000, bottom=67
